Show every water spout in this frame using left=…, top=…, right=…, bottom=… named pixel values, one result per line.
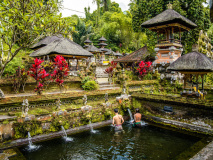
left=61, top=126, right=73, bottom=142
left=89, top=121, right=98, bottom=133
left=27, top=132, right=39, bottom=151
left=127, top=109, right=134, bottom=122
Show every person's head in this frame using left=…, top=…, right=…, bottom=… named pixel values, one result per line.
left=136, top=108, right=140, bottom=113
left=114, top=109, right=118, bottom=113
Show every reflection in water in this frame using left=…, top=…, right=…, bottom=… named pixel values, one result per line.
left=20, top=124, right=201, bottom=160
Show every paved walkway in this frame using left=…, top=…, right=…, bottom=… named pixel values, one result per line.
left=4, top=87, right=120, bottom=98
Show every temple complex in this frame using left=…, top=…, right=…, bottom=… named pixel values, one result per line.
left=141, top=3, right=197, bottom=77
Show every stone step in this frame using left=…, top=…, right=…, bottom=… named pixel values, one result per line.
left=99, top=84, right=120, bottom=88
left=96, top=75, right=108, bottom=78
left=99, top=87, right=120, bottom=90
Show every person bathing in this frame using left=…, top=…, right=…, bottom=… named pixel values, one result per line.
left=112, top=109, right=124, bottom=131
left=133, top=108, right=142, bottom=127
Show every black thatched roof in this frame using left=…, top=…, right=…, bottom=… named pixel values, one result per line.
left=98, top=43, right=108, bottom=46
left=30, top=38, right=93, bottom=58
left=84, top=45, right=102, bottom=53
left=167, top=51, right=213, bottom=72
left=141, top=9, right=197, bottom=29
left=113, top=51, right=123, bottom=57
left=113, top=46, right=150, bottom=63
left=30, top=35, right=64, bottom=49
left=99, top=48, right=108, bottom=53
left=105, top=49, right=113, bottom=55
left=98, top=36, right=107, bottom=41
left=84, top=38, right=92, bottom=43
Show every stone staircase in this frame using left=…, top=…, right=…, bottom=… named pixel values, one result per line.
left=96, top=66, right=108, bottom=78
left=98, top=82, right=120, bottom=90
left=95, top=66, right=120, bottom=90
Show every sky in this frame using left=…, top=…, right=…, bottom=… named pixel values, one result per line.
left=60, top=0, right=131, bottom=18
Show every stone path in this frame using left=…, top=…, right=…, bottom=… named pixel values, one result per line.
left=0, top=115, right=16, bottom=121
left=5, top=89, right=84, bottom=98
left=4, top=86, right=120, bottom=98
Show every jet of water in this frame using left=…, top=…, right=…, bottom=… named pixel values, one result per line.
left=127, top=108, right=134, bottom=123
left=27, top=132, right=39, bottom=151
left=61, top=126, right=73, bottom=142
left=89, top=121, right=98, bottom=133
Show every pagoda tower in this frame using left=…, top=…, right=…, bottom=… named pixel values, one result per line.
left=83, top=37, right=92, bottom=47
left=98, top=36, right=108, bottom=63
left=141, top=3, right=197, bottom=73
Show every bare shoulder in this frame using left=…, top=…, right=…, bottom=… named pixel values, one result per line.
left=118, top=115, right=123, bottom=118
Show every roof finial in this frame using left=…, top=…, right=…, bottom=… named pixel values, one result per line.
left=167, top=2, right=173, bottom=9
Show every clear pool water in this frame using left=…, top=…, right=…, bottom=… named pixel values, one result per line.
left=20, top=123, right=201, bottom=160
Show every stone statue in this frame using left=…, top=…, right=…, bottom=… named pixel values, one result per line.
left=25, top=99, right=29, bottom=116
left=56, top=98, right=61, bottom=110
left=122, top=82, right=127, bottom=94
left=22, top=100, right=25, bottom=116
left=83, top=95, right=87, bottom=106
left=104, top=93, right=108, bottom=103
left=22, top=99, right=29, bottom=117
left=0, top=89, right=5, bottom=98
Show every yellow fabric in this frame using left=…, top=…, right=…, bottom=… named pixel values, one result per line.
left=193, top=87, right=204, bottom=99
left=103, top=61, right=109, bottom=64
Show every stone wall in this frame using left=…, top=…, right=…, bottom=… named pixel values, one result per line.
left=0, top=80, right=81, bottom=94
left=0, top=97, right=130, bottom=142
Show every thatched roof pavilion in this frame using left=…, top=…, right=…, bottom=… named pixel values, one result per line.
left=114, top=46, right=150, bottom=63
left=167, top=51, right=213, bottom=74
left=168, top=48, right=213, bottom=97
left=30, top=35, right=64, bottom=50
left=141, top=8, right=197, bottom=31
left=30, top=38, right=93, bottom=59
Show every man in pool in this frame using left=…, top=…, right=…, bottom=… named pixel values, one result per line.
left=133, top=108, right=142, bottom=128
left=112, top=109, right=124, bottom=132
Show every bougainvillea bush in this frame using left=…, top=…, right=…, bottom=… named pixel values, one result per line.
left=51, top=55, right=69, bottom=88
left=29, top=58, right=49, bottom=95
left=137, top=61, right=152, bottom=78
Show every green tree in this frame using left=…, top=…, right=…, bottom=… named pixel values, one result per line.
left=0, top=0, right=67, bottom=77
left=72, top=18, right=93, bottom=45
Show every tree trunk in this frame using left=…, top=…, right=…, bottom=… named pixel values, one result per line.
left=0, top=65, right=6, bottom=78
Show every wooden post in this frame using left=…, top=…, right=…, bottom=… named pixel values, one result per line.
left=171, top=27, right=174, bottom=43
left=184, top=74, right=186, bottom=90
left=76, top=59, right=78, bottom=71
left=202, top=75, right=204, bottom=92
left=179, top=27, right=181, bottom=44
left=157, top=32, right=159, bottom=44
left=196, top=75, right=199, bottom=92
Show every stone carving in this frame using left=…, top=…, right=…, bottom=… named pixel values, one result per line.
left=82, top=95, right=87, bottom=106
left=0, top=89, right=5, bottom=98
left=56, top=98, right=61, bottom=110
left=22, top=99, right=29, bottom=117
left=81, top=94, right=92, bottom=112
left=104, top=93, right=108, bottom=103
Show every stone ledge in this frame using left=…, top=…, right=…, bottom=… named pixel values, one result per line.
left=0, top=120, right=112, bottom=150
left=143, top=115, right=213, bottom=135
left=190, top=140, right=213, bottom=160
